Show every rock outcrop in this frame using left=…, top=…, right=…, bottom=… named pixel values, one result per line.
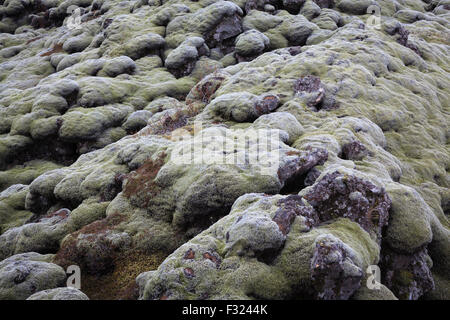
left=0, top=0, right=448, bottom=300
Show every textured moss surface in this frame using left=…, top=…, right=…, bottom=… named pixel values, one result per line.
left=0, top=0, right=448, bottom=300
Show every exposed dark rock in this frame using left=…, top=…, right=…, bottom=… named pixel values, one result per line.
left=272, top=194, right=318, bottom=235
left=304, top=168, right=321, bottom=186
left=0, top=0, right=448, bottom=301
left=389, top=24, right=422, bottom=57
left=313, top=0, right=334, bottom=8
left=204, top=13, right=243, bottom=55
left=254, top=94, right=280, bottom=115
left=341, top=140, right=369, bottom=160
left=311, top=234, right=363, bottom=300
left=304, top=172, right=391, bottom=241
left=278, top=147, right=328, bottom=184
left=380, top=245, right=435, bottom=300
left=295, top=75, right=322, bottom=92
left=282, top=0, right=306, bottom=14
left=183, top=248, right=195, bottom=259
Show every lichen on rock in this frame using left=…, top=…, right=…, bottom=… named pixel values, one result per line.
left=0, top=0, right=448, bottom=301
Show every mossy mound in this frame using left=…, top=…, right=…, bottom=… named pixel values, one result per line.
left=0, top=0, right=448, bottom=300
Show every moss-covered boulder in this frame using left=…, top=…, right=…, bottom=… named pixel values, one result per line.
left=0, top=252, right=66, bottom=300
left=26, top=287, right=89, bottom=300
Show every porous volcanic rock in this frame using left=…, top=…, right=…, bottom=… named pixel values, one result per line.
left=0, top=0, right=448, bottom=300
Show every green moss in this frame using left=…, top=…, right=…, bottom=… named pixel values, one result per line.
left=0, top=160, right=62, bottom=191
left=0, top=184, right=32, bottom=234
left=384, top=183, right=433, bottom=253
left=68, top=199, right=110, bottom=230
